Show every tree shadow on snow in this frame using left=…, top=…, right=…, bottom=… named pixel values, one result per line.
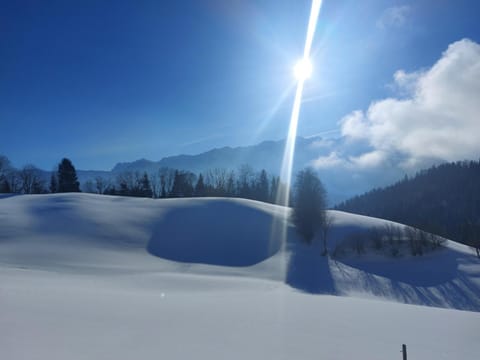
left=285, top=240, right=336, bottom=294
left=333, top=249, right=480, bottom=311
left=0, top=193, right=20, bottom=199
left=340, top=248, right=460, bottom=286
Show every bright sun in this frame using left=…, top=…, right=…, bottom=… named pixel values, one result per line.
left=293, top=58, right=313, bottom=81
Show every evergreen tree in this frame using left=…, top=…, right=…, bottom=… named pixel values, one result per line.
left=0, top=178, right=11, bottom=193
left=170, top=170, right=194, bottom=197
left=140, top=172, right=153, bottom=198
left=104, top=185, right=116, bottom=195
left=256, top=169, right=269, bottom=202
left=170, top=170, right=181, bottom=197
left=0, top=155, right=13, bottom=193
left=269, top=176, right=279, bottom=204
left=50, top=173, right=58, bottom=193
left=194, top=174, right=206, bottom=197
left=225, top=171, right=236, bottom=197
left=57, top=158, right=80, bottom=193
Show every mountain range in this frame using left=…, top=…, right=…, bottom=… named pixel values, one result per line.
left=75, top=136, right=409, bottom=205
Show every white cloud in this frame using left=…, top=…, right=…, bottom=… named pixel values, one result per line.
left=349, top=150, right=387, bottom=168
left=339, top=110, right=369, bottom=140
left=310, top=152, right=345, bottom=169
left=377, top=5, right=411, bottom=29
left=391, top=69, right=423, bottom=95
left=337, top=39, right=480, bottom=169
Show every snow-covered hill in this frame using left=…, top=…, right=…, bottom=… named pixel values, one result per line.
left=1, top=194, right=479, bottom=359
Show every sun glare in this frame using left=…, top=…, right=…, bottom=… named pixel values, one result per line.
left=294, top=58, right=313, bottom=81
left=270, top=0, right=322, bottom=265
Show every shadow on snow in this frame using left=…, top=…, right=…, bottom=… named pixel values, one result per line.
left=147, top=200, right=282, bottom=267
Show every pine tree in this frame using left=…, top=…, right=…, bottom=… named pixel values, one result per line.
left=170, top=170, right=181, bottom=197
left=226, top=171, right=236, bottom=197
left=50, top=173, right=58, bottom=193
left=194, top=174, right=206, bottom=197
left=256, top=169, right=269, bottom=202
left=140, top=172, right=153, bottom=198
left=0, top=178, right=11, bottom=193
left=269, top=176, right=279, bottom=204
left=57, top=158, right=80, bottom=193
left=170, top=170, right=195, bottom=197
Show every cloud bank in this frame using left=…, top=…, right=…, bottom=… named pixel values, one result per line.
left=313, top=39, right=480, bottom=170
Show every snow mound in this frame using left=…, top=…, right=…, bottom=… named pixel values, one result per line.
left=0, top=194, right=286, bottom=269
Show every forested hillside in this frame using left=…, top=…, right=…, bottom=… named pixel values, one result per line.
left=336, top=160, right=480, bottom=248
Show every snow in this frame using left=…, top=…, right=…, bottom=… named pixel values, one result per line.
left=1, top=193, right=479, bottom=359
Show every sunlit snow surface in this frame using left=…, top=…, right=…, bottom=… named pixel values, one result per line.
left=1, top=194, right=479, bottom=360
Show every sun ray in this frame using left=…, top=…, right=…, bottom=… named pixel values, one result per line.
left=250, top=82, right=297, bottom=144
left=278, top=0, right=323, bottom=207
left=269, top=0, right=323, bottom=271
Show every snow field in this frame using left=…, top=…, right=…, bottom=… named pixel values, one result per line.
left=1, top=193, right=479, bottom=359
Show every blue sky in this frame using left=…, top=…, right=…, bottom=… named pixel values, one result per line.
left=1, top=0, right=479, bottom=170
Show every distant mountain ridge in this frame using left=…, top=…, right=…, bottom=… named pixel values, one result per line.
left=111, top=138, right=308, bottom=175
left=75, top=136, right=405, bottom=205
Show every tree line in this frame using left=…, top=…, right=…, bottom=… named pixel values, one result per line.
left=331, top=224, right=446, bottom=259
left=335, top=159, right=480, bottom=255
left=95, top=165, right=282, bottom=204
left=0, top=156, right=80, bottom=194
left=0, top=155, right=285, bottom=205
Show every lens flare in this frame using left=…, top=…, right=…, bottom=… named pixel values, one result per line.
left=278, top=0, right=322, bottom=206
left=270, top=0, right=323, bottom=268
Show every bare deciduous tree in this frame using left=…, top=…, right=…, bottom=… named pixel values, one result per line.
left=206, top=168, right=227, bottom=196
left=95, top=176, right=108, bottom=194
left=83, top=180, right=95, bottom=193
left=159, top=167, right=175, bottom=197
left=19, top=165, right=44, bottom=194
left=148, top=172, right=161, bottom=198
left=291, top=168, right=327, bottom=243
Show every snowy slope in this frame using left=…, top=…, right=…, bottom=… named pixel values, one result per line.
left=0, top=194, right=289, bottom=278
left=1, top=194, right=479, bottom=360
